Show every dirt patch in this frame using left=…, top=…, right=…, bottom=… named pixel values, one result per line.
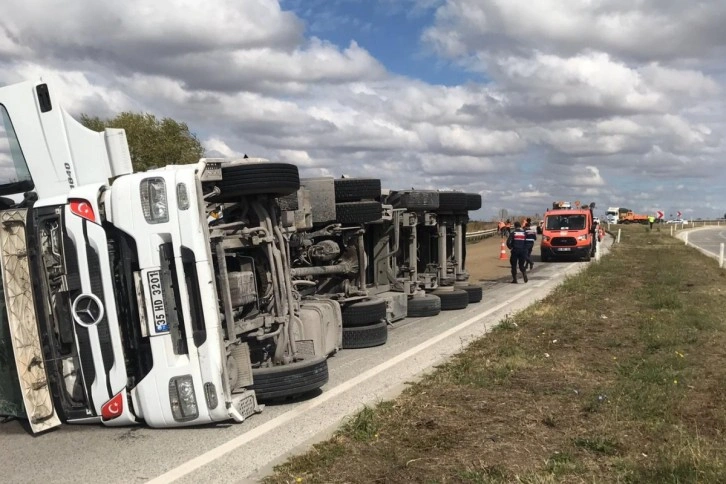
left=465, top=235, right=541, bottom=283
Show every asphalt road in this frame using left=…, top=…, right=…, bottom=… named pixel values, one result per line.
left=680, top=227, right=726, bottom=262
left=0, top=239, right=610, bottom=484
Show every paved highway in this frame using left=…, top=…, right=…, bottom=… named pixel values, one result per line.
left=0, top=239, right=611, bottom=484
left=681, top=227, right=726, bottom=262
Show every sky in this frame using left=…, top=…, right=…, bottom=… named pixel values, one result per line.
left=0, top=0, right=725, bottom=220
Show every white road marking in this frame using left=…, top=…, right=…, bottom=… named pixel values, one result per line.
left=149, top=262, right=580, bottom=483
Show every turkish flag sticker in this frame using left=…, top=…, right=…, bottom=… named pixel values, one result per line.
left=101, top=392, right=124, bottom=421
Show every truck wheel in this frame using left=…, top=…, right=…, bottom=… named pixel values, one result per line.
left=214, top=162, right=300, bottom=201
left=342, top=321, right=388, bottom=349
left=407, top=294, right=441, bottom=318
left=460, top=284, right=483, bottom=303
left=342, top=298, right=387, bottom=327
left=541, top=251, right=550, bottom=263
left=335, top=201, right=382, bottom=224
left=432, top=289, right=469, bottom=310
left=387, top=190, right=439, bottom=211
left=333, top=178, right=381, bottom=202
left=465, top=193, right=482, bottom=211
left=583, top=252, right=591, bottom=262
left=252, top=356, right=328, bottom=401
left=437, top=192, right=468, bottom=212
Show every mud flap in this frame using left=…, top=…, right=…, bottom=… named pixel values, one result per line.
left=0, top=209, right=61, bottom=432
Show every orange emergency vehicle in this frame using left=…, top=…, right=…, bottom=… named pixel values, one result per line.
left=540, top=202, right=597, bottom=262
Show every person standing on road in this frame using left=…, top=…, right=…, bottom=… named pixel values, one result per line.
left=524, top=217, right=537, bottom=270
left=498, top=220, right=505, bottom=238
left=648, top=215, right=655, bottom=229
left=506, top=221, right=528, bottom=283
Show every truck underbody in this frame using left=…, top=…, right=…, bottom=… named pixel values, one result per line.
left=0, top=79, right=484, bottom=434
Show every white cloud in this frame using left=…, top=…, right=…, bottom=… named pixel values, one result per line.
left=0, top=0, right=724, bottom=218
left=423, top=0, right=726, bottom=62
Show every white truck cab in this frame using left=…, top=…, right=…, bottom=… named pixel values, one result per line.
left=0, top=80, right=339, bottom=434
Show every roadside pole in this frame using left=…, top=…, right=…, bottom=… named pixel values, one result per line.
left=670, top=226, right=673, bottom=237
left=617, top=229, right=621, bottom=244
left=684, top=232, right=689, bottom=246
left=595, top=237, right=601, bottom=262
left=720, top=243, right=724, bottom=269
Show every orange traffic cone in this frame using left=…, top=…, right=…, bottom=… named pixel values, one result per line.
left=499, top=241, right=508, bottom=260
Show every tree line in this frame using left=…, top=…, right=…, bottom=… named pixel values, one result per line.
left=81, top=112, right=205, bottom=172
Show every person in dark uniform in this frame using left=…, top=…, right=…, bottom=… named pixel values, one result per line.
left=524, top=217, right=537, bottom=270
left=506, top=221, right=528, bottom=283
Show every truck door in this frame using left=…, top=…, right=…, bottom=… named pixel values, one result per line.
left=0, top=80, right=132, bottom=199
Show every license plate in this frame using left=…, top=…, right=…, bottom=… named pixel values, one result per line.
left=147, top=270, right=168, bottom=333
left=557, top=247, right=572, bottom=252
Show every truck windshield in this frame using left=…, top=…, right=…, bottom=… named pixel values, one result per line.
left=0, top=105, right=33, bottom=196
left=546, top=215, right=586, bottom=230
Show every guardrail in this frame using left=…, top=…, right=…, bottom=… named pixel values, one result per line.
left=465, top=228, right=498, bottom=243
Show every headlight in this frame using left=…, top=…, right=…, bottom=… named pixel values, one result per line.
left=543, top=236, right=551, bottom=242
left=140, top=177, right=169, bottom=224
left=169, top=375, right=198, bottom=422
left=577, top=234, right=589, bottom=240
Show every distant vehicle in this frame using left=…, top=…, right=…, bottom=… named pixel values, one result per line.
left=541, top=203, right=596, bottom=262
left=593, top=217, right=600, bottom=224
left=605, top=207, right=619, bottom=225
left=619, top=210, right=649, bottom=224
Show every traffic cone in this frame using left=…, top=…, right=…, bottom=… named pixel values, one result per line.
left=499, top=241, right=508, bottom=260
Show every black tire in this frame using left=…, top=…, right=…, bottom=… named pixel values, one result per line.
left=252, top=356, right=328, bottom=401
left=342, top=321, right=388, bottom=349
left=460, top=284, right=483, bottom=303
left=437, top=192, right=467, bottom=212
left=407, top=294, right=441, bottom=318
left=387, top=190, right=439, bottom=211
left=214, top=162, right=300, bottom=201
left=432, top=289, right=469, bottom=310
left=541, top=251, right=550, bottom=263
left=465, top=193, right=482, bottom=211
left=336, top=201, right=382, bottom=224
left=342, top=298, right=387, bottom=327
left=277, top=192, right=299, bottom=211
left=334, top=178, right=381, bottom=202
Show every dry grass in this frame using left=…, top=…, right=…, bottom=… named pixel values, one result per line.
left=266, top=225, right=726, bottom=483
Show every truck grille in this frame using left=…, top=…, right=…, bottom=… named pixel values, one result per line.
left=551, top=237, right=577, bottom=246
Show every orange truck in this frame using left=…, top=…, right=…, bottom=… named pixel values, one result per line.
left=541, top=203, right=597, bottom=262
left=618, top=210, right=649, bottom=224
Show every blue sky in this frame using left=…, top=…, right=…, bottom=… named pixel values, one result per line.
left=280, top=0, right=480, bottom=86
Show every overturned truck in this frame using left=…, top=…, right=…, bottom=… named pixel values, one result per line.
left=284, top=177, right=389, bottom=350
left=0, top=80, right=340, bottom=433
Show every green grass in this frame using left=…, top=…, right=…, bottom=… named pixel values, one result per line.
left=265, top=226, right=726, bottom=484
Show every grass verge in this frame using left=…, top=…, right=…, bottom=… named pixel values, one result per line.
left=266, top=226, right=726, bottom=483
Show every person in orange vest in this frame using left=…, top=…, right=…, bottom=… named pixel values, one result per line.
left=497, top=220, right=505, bottom=237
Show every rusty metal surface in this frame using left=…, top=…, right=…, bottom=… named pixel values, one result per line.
left=0, top=209, right=61, bottom=432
